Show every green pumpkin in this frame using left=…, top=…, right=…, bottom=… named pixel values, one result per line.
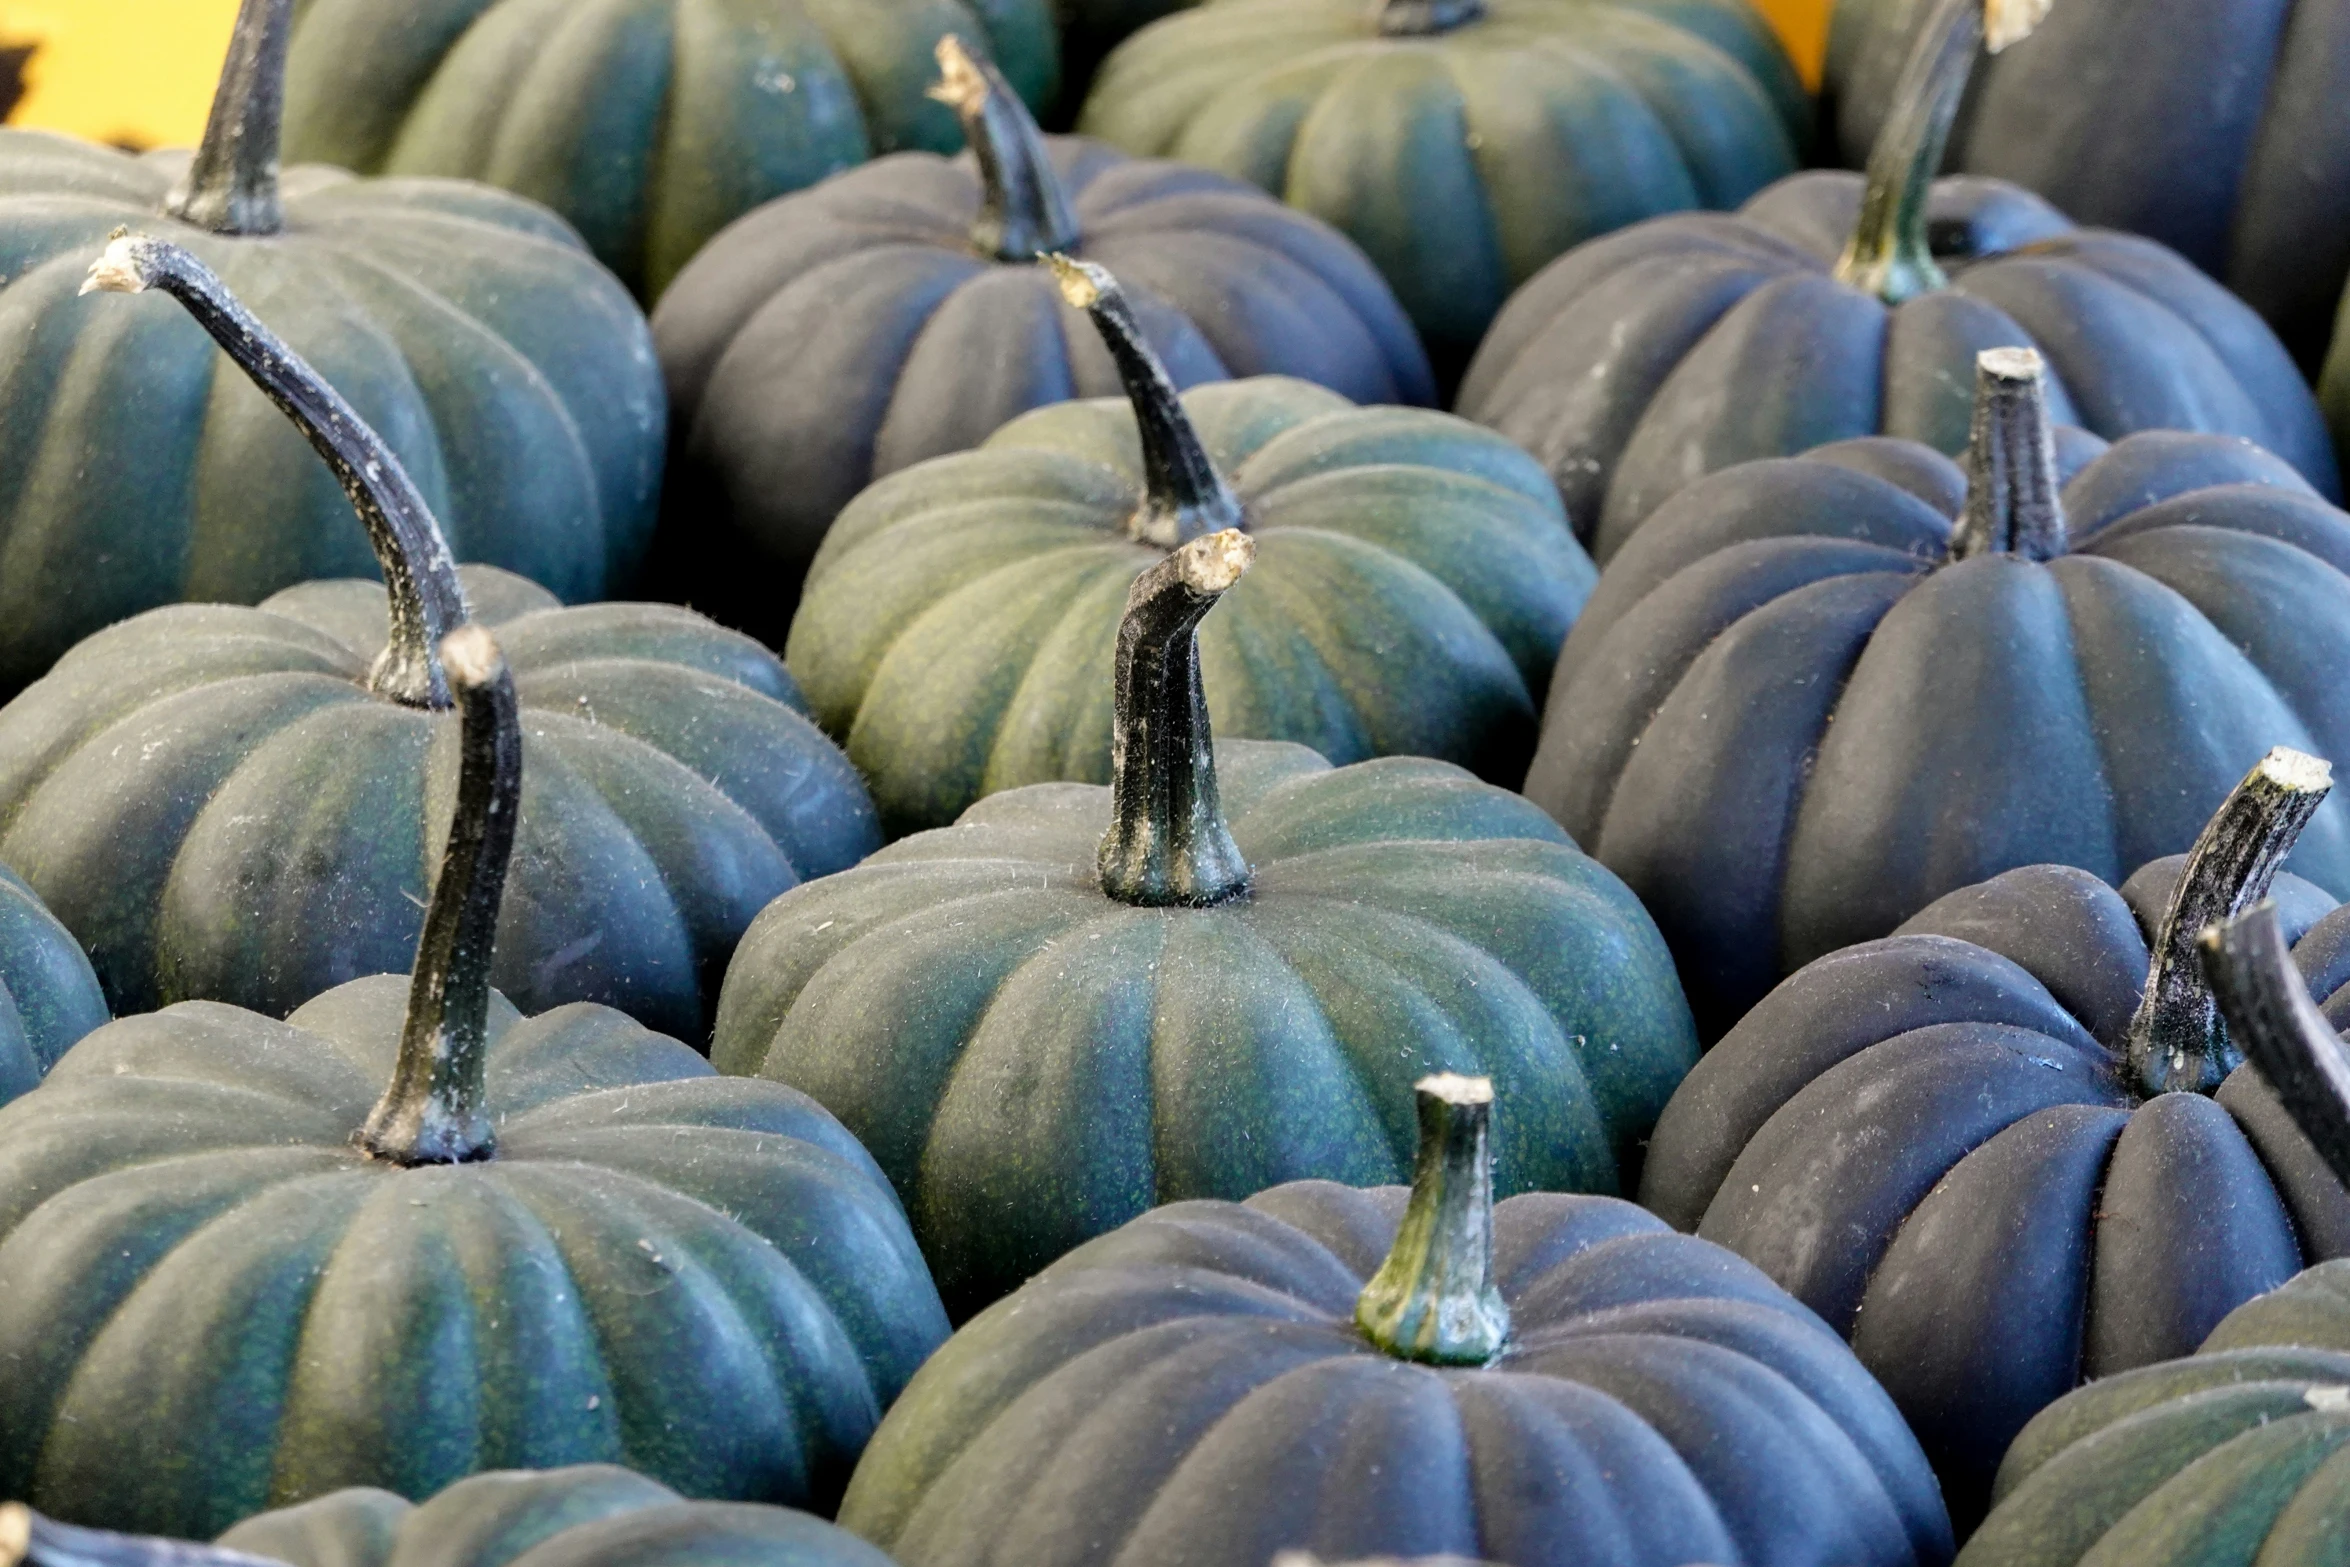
left=725, top=526, right=1696, bottom=1315
left=0, top=0, right=664, bottom=697
left=0, top=622, right=948, bottom=1539
left=787, top=258, right=1591, bottom=838
left=0, top=865, right=105, bottom=1107
left=282, top=0, right=1059, bottom=300
left=0, top=236, right=877, bottom=1039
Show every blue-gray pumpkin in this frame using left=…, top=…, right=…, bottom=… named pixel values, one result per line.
left=0, top=864, right=105, bottom=1107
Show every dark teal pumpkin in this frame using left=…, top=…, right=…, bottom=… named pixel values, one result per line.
left=282, top=0, right=1059, bottom=300
left=0, top=864, right=105, bottom=1107
left=0, top=623, right=947, bottom=1539
left=0, top=0, right=664, bottom=696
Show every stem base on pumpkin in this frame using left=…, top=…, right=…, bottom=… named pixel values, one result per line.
left=1357, top=1073, right=1510, bottom=1366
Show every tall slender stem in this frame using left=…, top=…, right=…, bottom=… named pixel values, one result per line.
left=1097, top=531, right=1255, bottom=908
left=1357, top=1074, right=1511, bottom=1366
left=1947, top=348, right=2065, bottom=560
left=1375, top=0, right=1488, bottom=35
left=0, top=1506, right=287, bottom=1567
left=162, top=0, right=289, bottom=235
left=357, top=626, right=521, bottom=1166
left=2131, top=748, right=2333, bottom=1096
left=1048, top=255, right=1244, bottom=550
left=2204, top=902, right=2350, bottom=1186
left=83, top=233, right=470, bottom=708
left=928, top=36, right=1079, bottom=262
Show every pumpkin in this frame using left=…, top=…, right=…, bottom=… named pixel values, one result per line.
left=1956, top=905, right=2350, bottom=1566
left=724, top=524, right=1691, bottom=1315
left=1458, top=0, right=2338, bottom=563
left=0, top=621, right=948, bottom=1538
left=0, top=865, right=106, bottom=1108
left=280, top=0, right=1058, bottom=301
left=0, top=235, right=876, bottom=1039
left=1638, top=747, right=2350, bottom=1524
left=1075, top=0, right=1810, bottom=371
left=1826, top=0, right=2350, bottom=371
left=836, top=1073, right=1954, bottom=1567
left=0, top=0, right=664, bottom=697
left=649, top=39, right=1433, bottom=638
left=787, top=257, right=1588, bottom=837
left=1527, top=346, right=2350, bottom=1036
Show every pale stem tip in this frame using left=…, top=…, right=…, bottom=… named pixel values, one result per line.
left=1983, top=0, right=2052, bottom=52
left=81, top=232, right=152, bottom=296
left=1177, top=529, right=1255, bottom=593
left=1045, top=252, right=1107, bottom=308
left=437, top=623, right=503, bottom=689
left=927, top=34, right=986, bottom=110
left=2261, top=746, right=2334, bottom=794
left=1977, top=345, right=2044, bottom=382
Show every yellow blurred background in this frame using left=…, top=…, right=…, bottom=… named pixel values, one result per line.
left=0, top=0, right=1833, bottom=152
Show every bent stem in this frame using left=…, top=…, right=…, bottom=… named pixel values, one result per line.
left=930, top=36, right=1078, bottom=261
left=1947, top=348, right=2064, bottom=560
left=2204, top=903, right=2350, bottom=1186
left=163, top=0, right=289, bottom=235
left=2131, top=748, right=2334, bottom=1096
left=1097, top=530, right=1255, bottom=907
left=1047, top=254, right=1244, bottom=550
left=83, top=233, right=470, bottom=708
left=1376, top=0, right=1488, bottom=34
left=1357, top=1074, right=1512, bottom=1365
left=0, top=1506, right=288, bottom=1567
left=356, top=626, right=521, bottom=1165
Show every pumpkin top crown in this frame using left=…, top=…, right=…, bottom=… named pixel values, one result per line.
left=2206, top=900, right=2350, bottom=1188
left=930, top=35, right=1078, bottom=263
left=1355, top=1072, right=1511, bottom=1365
left=163, top=0, right=290, bottom=236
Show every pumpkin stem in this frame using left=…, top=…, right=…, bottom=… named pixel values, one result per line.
left=1097, top=530, right=1254, bottom=907
left=1946, top=348, right=2065, bottom=561
left=2129, top=747, right=2334, bottom=1096
left=2203, top=901, right=2350, bottom=1187
left=1357, top=1073, right=1512, bottom=1365
left=1047, top=254, right=1245, bottom=550
left=0, top=1504, right=287, bottom=1567
left=162, top=0, right=289, bottom=235
left=357, top=626, right=520, bottom=1167
left=929, top=36, right=1079, bottom=262
left=82, top=233, right=470, bottom=709
left=1833, top=0, right=2048, bottom=303
left=1375, top=0, right=1488, bottom=35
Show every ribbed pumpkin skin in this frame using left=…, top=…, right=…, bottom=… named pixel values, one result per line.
left=1641, top=863, right=2350, bottom=1522
left=652, top=140, right=1433, bottom=631
left=0, top=134, right=662, bottom=695
left=0, top=974, right=951, bottom=1537
left=282, top=0, right=1059, bottom=300
left=1963, top=1262, right=2350, bottom=1567
left=787, top=378, right=1591, bottom=836
left=1459, top=174, right=2341, bottom=560
left=712, top=740, right=1698, bottom=1315
left=1527, top=429, right=2350, bottom=1033
left=839, top=1181, right=1952, bottom=1567
left=0, top=565, right=879, bottom=1038
left=218, top=1466, right=900, bottom=1567
left=1076, top=0, right=1808, bottom=363
left=0, top=864, right=106, bottom=1105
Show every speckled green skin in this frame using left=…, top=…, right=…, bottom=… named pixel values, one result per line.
left=0, top=565, right=879, bottom=1038
left=0, top=974, right=949, bottom=1538
left=1963, top=1261, right=2350, bottom=1567
left=218, top=1467, right=900, bottom=1567
left=711, top=738, right=1698, bottom=1315
left=0, top=133, right=662, bottom=695
left=282, top=0, right=1060, bottom=301
left=0, top=862, right=105, bottom=1105
left=786, top=377, right=1593, bottom=837
left=1076, top=0, right=1808, bottom=362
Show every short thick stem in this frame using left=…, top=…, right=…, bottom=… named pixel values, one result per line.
left=1357, top=1074, right=1511, bottom=1366
left=0, top=1506, right=288, bottom=1567
left=1049, top=255, right=1244, bottom=550
left=2204, top=903, right=2350, bottom=1187
left=930, top=36, right=1078, bottom=261
left=357, top=626, right=521, bottom=1166
left=1948, top=348, right=2065, bottom=560
left=1097, top=531, right=1255, bottom=908
left=2131, top=748, right=2334, bottom=1096
left=162, top=0, right=288, bottom=235
left=84, top=234, right=469, bottom=708
left=1376, top=0, right=1488, bottom=34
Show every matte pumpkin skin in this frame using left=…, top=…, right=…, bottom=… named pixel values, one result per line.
left=838, top=1180, right=1952, bottom=1567
left=1527, top=429, right=2350, bottom=1034
left=0, top=863, right=106, bottom=1106
left=0, top=135, right=662, bottom=695
left=788, top=377, right=1591, bottom=836
left=280, top=0, right=1058, bottom=301
left=218, top=1466, right=899, bottom=1567
left=0, top=973, right=950, bottom=1537
left=712, top=740, right=1698, bottom=1315
left=1962, top=1262, right=2350, bottom=1567
left=0, top=565, right=879, bottom=1039
left=1639, top=861, right=2350, bottom=1523
left=1076, top=0, right=1809, bottom=366
left=652, top=140, right=1434, bottom=633
left=1459, top=173, right=2341, bottom=560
